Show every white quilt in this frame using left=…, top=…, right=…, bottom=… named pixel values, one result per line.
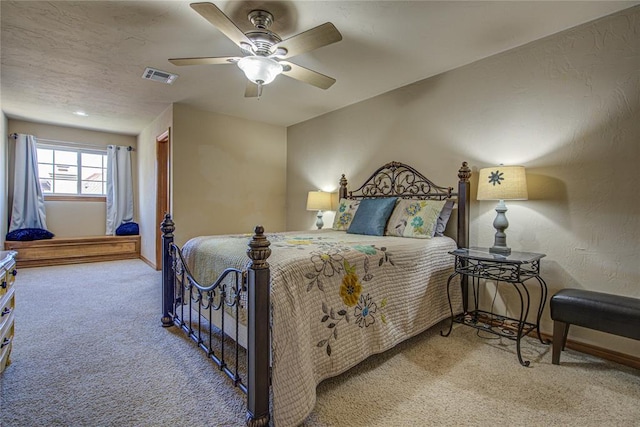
left=182, top=229, right=462, bottom=426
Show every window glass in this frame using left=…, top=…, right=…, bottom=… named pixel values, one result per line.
left=82, top=153, right=103, bottom=168
left=56, top=150, right=77, bottom=166
left=36, top=144, right=108, bottom=197
left=38, top=163, right=53, bottom=180
left=81, top=165, right=102, bottom=180
left=55, top=180, right=77, bottom=194
left=37, top=148, right=53, bottom=163
left=81, top=166, right=104, bottom=195
left=55, top=165, right=78, bottom=180
left=39, top=178, right=53, bottom=193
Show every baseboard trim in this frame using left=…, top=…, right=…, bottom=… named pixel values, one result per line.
left=4, top=235, right=141, bottom=268
left=538, top=331, right=639, bottom=369
left=139, top=254, right=158, bottom=270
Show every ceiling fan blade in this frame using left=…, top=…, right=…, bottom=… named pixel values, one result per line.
left=169, top=56, right=240, bottom=66
left=280, top=61, right=336, bottom=90
left=244, top=81, right=260, bottom=98
left=190, top=2, right=255, bottom=51
left=271, top=22, right=342, bottom=59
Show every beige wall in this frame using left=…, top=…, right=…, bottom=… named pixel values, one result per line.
left=171, top=103, right=287, bottom=247
left=6, top=119, right=137, bottom=237
left=136, top=105, right=173, bottom=265
left=287, top=8, right=640, bottom=357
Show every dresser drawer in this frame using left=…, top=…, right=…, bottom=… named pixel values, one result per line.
left=0, top=258, right=17, bottom=299
left=0, top=287, right=15, bottom=331
left=0, top=251, right=16, bottom=374
left=0, top=309, right=14, bottom=373
left=0, top=334, right=13, bottom=373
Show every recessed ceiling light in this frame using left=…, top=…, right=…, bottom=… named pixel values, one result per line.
left=73, top=111, right=88, bottom=117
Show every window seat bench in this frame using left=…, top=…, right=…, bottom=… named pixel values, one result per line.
left=3, top=235, right=140, bottom=268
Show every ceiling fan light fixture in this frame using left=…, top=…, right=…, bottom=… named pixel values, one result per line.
left=237, top=56, right=283, bottom=85
left=173, top=3, right=342, bottom=96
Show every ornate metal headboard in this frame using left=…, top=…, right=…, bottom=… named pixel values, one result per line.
left=338, top=160, right=470, bottom=250
left=339, top=161, right=454, bottom=200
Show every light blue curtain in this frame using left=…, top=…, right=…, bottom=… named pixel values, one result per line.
left=106, top=145, right=134, bottom=235
left=9, top=134, right=47, bottom=232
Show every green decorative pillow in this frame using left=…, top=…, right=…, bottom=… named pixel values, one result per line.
left=332, top=198, right=361, bottom=230
left=386, top=199, right=446, bottom=238
left=347, top=197, right=398, bottom=236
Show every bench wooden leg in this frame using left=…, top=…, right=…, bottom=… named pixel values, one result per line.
left=552, top=320, right=570, bottom=365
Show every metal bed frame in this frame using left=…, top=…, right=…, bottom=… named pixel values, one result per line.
left=160, top=161, right=470, bottom=426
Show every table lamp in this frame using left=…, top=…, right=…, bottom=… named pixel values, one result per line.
left=306, top=191, right=332, bottom=229
left=476, top=165, right=528, bottom=255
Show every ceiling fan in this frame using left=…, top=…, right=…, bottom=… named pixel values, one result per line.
left=169, top=2, right=343, bottom=97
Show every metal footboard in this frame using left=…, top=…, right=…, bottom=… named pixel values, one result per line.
left=161, top=214, right=272, bottom=426
left=173, top=246, right=246, bottom=388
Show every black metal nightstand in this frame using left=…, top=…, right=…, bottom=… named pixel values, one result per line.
left=441, top=247, right=549, bottom=366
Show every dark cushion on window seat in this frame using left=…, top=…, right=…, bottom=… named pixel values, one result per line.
left=116, top=222, right=139, bottom=236
left=6, top=228, right=55, bottom=241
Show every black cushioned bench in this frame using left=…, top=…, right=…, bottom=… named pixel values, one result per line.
left=550, top=289, right=640, bottom=365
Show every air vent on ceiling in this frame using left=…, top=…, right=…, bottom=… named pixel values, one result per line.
left=142, top=67, right=178, bottom=84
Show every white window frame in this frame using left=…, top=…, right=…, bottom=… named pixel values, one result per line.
left=36, top=142, right=108, bottom=201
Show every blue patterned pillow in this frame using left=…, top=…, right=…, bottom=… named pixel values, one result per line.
left=347, top=198, right=398, bottom=236
left=6, top=228, right=54, bottom=241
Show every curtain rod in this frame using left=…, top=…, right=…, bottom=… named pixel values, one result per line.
left=8, top=134, right=135, bottom=151
left=108, top=145, right=135, bottom=151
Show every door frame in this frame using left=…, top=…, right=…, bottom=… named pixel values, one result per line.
left=155, top=129, right=170, bottom=270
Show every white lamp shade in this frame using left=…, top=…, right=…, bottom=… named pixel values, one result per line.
left=306, top=191, right=332, bottom=211
left=237, top=56, right=283, bottom=85
left=477, top=166, right=528, bottom=201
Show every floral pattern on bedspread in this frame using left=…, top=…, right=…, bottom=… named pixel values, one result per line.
left=181, top=229, right=462, bottom=427
left=303, top=244, right=396, bottom=356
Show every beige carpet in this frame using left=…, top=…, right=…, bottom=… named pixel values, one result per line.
left=1, top=259, right=638, bottom=426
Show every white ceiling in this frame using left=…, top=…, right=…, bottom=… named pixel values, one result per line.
left=2, top=1, right=637, bottom=135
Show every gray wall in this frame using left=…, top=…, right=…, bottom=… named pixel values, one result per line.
left=287, top=7, right=640, bottom=357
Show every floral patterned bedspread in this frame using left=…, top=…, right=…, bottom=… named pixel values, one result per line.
left=182, top=229, right=462, bottom=427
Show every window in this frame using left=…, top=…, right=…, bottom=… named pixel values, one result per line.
left=37, top=145, right=108, bottom=197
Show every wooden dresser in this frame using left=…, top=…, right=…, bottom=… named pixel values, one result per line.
left=0, top=251, right=17, bottom=373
